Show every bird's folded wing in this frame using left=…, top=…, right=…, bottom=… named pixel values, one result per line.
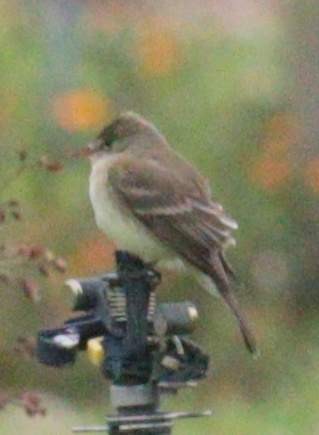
left=108, top=158, right=238, bottom=271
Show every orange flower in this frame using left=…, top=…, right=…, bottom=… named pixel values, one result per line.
left=52, top=90, right=112, bottom=132
left=262, top=113, right=298, bottom=156
left=266, top=112, right=297, bottom=140
left=250, top=156, right=291, bottom=191
left=263, top=139, right=289, bottom=156
left=304, top=158, right=319, bottom=193
left=136, top=24, right=180, bottom=77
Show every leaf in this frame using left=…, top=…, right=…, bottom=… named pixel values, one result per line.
left=0, top=273, right=10, bottom=284
left=18, top=150, right=28, bottom=161
left=14, top=336, right=36, bottom=359
left=0, top=209, right=5, bottom=223
left=38, top=263, right=50, bottom=277
left=21, top=278, right=40, bottom=303
left=8, top=199, right=19, bottom=207
left=53, top=257, right=67, bottom=273
left=0, top=392, right=9, bottom=410
left=17, top=244, right=32, bottom=258
left=11, top=210, right=22, bottom=220
left=39, top=155, right=64, bottom=172
left=20, top=392, right=46, bottom=417
left=29, top=245, right=45, bottom=259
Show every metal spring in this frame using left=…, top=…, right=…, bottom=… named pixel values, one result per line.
left=107, top=289, right=156, bottom=322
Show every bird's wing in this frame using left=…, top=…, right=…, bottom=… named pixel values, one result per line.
left=108, top=157, right=257, bottom=355
left=108, top=157, right=238, bottom=274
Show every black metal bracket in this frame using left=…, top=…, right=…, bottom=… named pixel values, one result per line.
left=37, top=251, right=212, bottom=434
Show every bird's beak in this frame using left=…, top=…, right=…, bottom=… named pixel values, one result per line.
left=79, top=147, right=94, bottom=158
left=88, top=139, right=102, bottom=152
left=84, top=139, right=103, bottom=157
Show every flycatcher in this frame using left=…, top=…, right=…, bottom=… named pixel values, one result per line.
left=88, top=112, right=257, bottom=355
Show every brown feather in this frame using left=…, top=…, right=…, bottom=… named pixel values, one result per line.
left=107, top=155, right=257, bottom=354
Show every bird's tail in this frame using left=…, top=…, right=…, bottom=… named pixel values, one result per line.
left=209, top=253, right=258, bottom=356
left=218, top=283, right=258, bottom=356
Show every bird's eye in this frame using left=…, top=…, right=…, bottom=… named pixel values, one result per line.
left=102, top=137, right=112, bottom=148
left=99, top=124, right=117, bottom=149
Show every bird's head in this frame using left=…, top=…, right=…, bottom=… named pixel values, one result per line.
left=87, top=112, right=163, bottom=157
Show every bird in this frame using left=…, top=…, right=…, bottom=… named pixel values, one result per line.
left=87, top=111, right=257, bottom=355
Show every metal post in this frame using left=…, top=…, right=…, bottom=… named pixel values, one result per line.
left=37, top=251, right=212, bottom=434
left=108, top=251, right=168, bottom=434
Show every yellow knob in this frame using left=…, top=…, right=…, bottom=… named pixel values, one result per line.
left=86, top=337, right=105, bottom=366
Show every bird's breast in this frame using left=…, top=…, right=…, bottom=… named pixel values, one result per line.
left=89, top=155, right=168, bottom=262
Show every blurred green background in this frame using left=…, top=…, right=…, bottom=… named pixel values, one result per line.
left=1, top=1, right=319, bottom=434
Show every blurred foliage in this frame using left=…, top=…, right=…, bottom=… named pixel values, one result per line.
left=0, top=1, right=318, bottom=434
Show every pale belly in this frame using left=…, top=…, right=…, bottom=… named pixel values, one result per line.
left=89, top=155, right=170, bottom=262
left=88, top=155, right=219, bottom=297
